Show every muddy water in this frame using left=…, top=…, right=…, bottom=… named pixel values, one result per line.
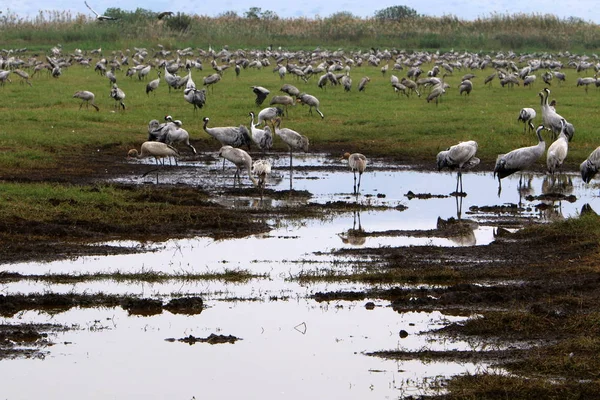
left=2, top=154, right=598, bottom=398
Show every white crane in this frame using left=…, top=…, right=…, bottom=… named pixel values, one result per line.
left=341, top=152, right=368, bottom=195
left=128, top=141, right=179, bottom=165
left=436, top=140, right=480, bottom=194
left=546, top=119, right=569, bottom=176
left=73, top=90, right=99, bottom=111
left=252, top=159, right=272, bottom=198
left=494, top=125, right=546, bottom=194
left=218, top=145, right=258, bottom=187
left=248, top=112, right=273, bottom=153
left=257, top=106, right=283, bottom=126
left=84, top=1, right=118, bottom=21
left=518, top=107, right=536, bottom=133
left=580, top=146, right=600, bottom=184
left=128, top=141, right=179, bottom=183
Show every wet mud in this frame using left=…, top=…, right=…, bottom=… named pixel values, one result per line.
left=1, top=145, right=599, bottom=398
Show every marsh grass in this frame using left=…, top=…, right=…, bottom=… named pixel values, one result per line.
left=2, top=10, right=600, bottom=51
left=2, top=268, right=267, bottom=283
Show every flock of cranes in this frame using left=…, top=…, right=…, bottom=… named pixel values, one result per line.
left=4, top=43, right=600, bottom=198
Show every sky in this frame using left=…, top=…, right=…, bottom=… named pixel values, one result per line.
left=3, top=0, right=600, bottom=24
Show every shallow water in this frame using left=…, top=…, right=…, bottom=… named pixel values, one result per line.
left=1, top=301, right=485, bottom=399
left=2, top=154, right=598, bottom=398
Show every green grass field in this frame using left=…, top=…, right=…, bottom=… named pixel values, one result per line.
left=1, top=53, right=598, bottom=173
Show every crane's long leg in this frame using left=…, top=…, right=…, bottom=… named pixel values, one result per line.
left=353, top=170, right=357, bottom=195
left=357, top=172, right=362, bottom=194
left=289, top=149, right=293, bottom=191
left=497, top=176, right=502, bottom=197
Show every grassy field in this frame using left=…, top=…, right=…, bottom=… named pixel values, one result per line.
left=1, top=51, right=598, bottom=173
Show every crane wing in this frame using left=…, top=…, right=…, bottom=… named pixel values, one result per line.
left=84, top=1, right=99, bottom=17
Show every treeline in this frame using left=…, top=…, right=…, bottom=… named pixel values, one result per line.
left=1, top=5, right=600, bottom=52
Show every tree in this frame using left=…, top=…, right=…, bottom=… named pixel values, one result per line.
left=244, top=7, right=262, bottom=19
left=374, top=5, right=419, bottom=21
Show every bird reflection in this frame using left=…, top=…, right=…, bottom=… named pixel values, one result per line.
left=541, top=174, right=573, bottom=196
left=338, top=209, right=366, bottom=246
left=581, top=203, right=597, bottom=216
left=517, top=173, right=535, bottom=205
left=436, top=195, right=478, bottom=246
left=538, top=174, right=574, bottom=221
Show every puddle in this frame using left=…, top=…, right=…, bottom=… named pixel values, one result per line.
left=0, top=301, right=483, bottom=399
left=2, top=154, right=598, bottom=397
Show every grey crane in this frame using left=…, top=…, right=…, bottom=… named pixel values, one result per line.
left=163, top=119, right=197, bottom=154
left=163, top=66, right=179, bottom=92
left=426, top=84, right=445, bottom=105
left=458, top=79, right=473, bottom=96
left=494, top=125, right=546, bottom=194
left=540, top=88, right=573, bottom=141
left=484, top=72, right=496, bottom=87
left=84, top=1, right=118, bottom=21
left=109, top=83, right=126, bottom=110
left=271, top=117, right=309, bottom=190
left=0, top=70, right=12, bottom=86
left=436, top=140, right=480, bottom=194
left=251, top=86, right=270, bottom=106
left=341, top=152, right=368, bottom=195
left=553, top=71, right=566, bottom=84
left=203, top=73, right=221, bottom=92
left=249, top=111, right=273, bottom=153
left=297, top=93, right=324, bottom=118
left=269, top=95, right=295, bottom=116
left=340, top=73, right=352, bottom=92
left=73, top=90, right=99, bottom=111
left=12, top=69, right=32, bottom=86
left=218, top=145, right=258, bottom=187
left=577, top=76, right=597, bottom=93
left=146, top=71, right=161, bottom=96
left=184, top=87, right=206, bottom=111
left=147, top=115, right=175, bottom=142
left=358, top=76, right=370, bottom=92
left=106, top=67, right=117, bottom=86
left=518, top=107, right=537, bottom=133
left=202, top=117, right=252, bottom=149
left=138, top=64, right=152, bottom=80
left=580, top=146, right=600, bottom=184
left=546, top=119, right=569, bottom=176
left=523, top=74, right=537, bottom=87
left=400, top=77, right=420, bottom=97
left=280, top=83, right=300, bottom=98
